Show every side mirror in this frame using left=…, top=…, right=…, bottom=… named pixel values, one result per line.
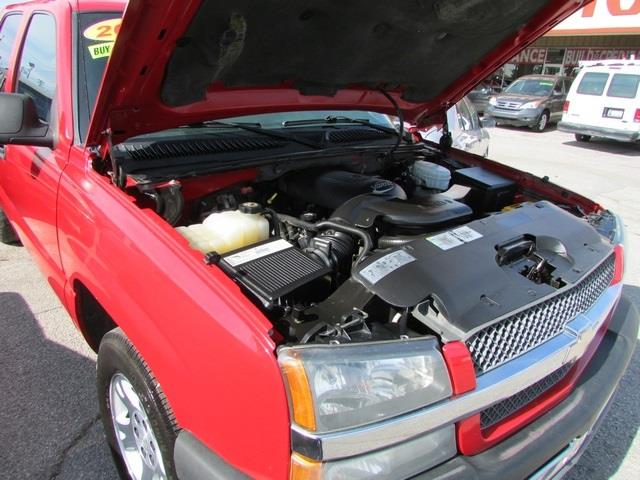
left=480, top=116, right=496, bottom=128
left=0, top=93, right=54, bottom=148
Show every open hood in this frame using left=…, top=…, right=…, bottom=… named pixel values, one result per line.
left=87, top=0, right=584, bottom=145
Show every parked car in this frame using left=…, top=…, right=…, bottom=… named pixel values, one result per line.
left=559, top=59, right=640, bottom=143
left=467, top=82, right=501, bottom=115
left=420, top=96, right=491, bottom=156
left=0, top=1, right=636, bottom=480
left=486, top=74, right=572, bottom=131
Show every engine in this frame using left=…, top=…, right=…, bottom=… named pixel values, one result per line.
left=170, top=160, right=613, bottom=347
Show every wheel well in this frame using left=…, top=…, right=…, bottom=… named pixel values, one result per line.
left=74, top=281, right=117, bottom=352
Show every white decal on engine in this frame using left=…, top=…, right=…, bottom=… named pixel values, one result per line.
left=426, top=232, right=464, bottom=250
left=427, top=226, right=483, bottom=250
left=451, top=226, right=483, bottom=243
left=359, top=250, right=416, bottom=284
left=223, top=239, right=292, bottom=267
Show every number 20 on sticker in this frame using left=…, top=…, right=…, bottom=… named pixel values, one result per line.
left=83, top=18, right=122, bottom=42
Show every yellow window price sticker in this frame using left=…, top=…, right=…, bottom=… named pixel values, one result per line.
left=83, top=18, right=121, bottom=42
left=88, top=42, right=115, bottom=60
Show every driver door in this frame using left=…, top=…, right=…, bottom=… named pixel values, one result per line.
left=0, top=12, right=66, bottom=283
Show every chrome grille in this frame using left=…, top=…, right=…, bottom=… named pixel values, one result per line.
left=496, top=101, right=521, bottom=110
left=467, top=254, right=615, bottom=374
left=480, top=363, right=573, bottom=429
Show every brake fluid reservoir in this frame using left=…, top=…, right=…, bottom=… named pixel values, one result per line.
left=177, top=203, right=269, bottom=254
left=411, top=161, right=451, bottom=192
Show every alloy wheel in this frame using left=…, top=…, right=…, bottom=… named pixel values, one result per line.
left=109, top=373, right=168, bottom=480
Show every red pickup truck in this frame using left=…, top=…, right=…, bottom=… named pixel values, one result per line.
left=0, top=1, right=637, bottom=479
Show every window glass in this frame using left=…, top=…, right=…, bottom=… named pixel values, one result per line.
left=456, top=99, right=473, bottom=131
left=16, top=14, right=56, bottom=123
left=77, top=13, right=122, bottom=142
left=576, top=72, right=609, bottom=96
left=0, top=14, right=23, bottom=90
left=606, top=74, right=640, bottom=99
left=504, top=78, right=554, bottom=96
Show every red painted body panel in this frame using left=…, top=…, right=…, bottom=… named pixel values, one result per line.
left=57, top=149, right=291, bottom=478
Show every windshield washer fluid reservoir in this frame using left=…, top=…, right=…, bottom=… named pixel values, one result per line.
left=176, top=209, right=269, bottom=254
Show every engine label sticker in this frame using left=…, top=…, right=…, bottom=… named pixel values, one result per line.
left=427, top=226, right=483, bottom=250
left=359, top=250, right=416, bottom=285
left=223, top=239, right=292, bottom=267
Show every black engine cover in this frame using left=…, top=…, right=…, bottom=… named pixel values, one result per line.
left=279, top=169, right=405, bottom=209
left=332, top=191, right=472, bottom=231
left=351, top=201, right=613, bottom=336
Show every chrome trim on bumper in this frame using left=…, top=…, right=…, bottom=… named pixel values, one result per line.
left=292, top=283, right=622, bottom=461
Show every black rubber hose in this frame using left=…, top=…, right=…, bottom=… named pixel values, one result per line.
left=263, top=207, right=281, bottom=237
left=317, top=220, right=373, bottom=264
left=278, top=214, right=373, bottom=264
left=377, top=234, right=424, bottom=249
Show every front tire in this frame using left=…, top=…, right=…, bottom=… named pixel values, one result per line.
left=532, top=111, right=549, bottom=132
left=97, top=328, right=179, bottom=480
left=0, top=208, right=19, bottom=244
left=575, top=134, right=591, bottom=143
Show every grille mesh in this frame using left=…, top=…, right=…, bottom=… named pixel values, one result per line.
left=467, top=254, right=615, bottom=374
left=480, top=363, right=573, bottom=429
left=118, top=137, right=285, bottom=160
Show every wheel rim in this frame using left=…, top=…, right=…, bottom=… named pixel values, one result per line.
left=538, top=113, right=548, bottom=131
left=109, top=373, right=167, bottom=480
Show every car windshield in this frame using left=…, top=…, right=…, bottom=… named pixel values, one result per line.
left=126, top=110, right=398, bottom=144
left=504, top=78, right=555, bottom=96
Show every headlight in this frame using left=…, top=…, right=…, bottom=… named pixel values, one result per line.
left=278, top=338, right=452, bottom=432
left=488, top=96, right=497, bottom=106
left=519, top=101, right=541, bottom=109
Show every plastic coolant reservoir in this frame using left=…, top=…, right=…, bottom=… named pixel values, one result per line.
left=176, top=209, right=269, bottom=254
left=411, top=161, right=451, bottom=191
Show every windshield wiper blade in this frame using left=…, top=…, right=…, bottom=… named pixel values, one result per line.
left=197, top=120, right=322, bottom=149
left=283, top=115, right=400, bottom=136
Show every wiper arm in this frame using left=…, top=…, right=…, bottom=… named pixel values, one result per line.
left=283, top=115, right=401, bottom=137
left=198, top=120, right=321, bottom=149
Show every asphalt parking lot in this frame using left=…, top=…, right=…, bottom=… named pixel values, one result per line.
left=0, top=126, right=638, bottom=479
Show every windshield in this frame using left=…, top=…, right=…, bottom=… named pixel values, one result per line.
left=128, top=110, right=397, bottom=141
left=77, top=12, right=122, bottom=142
left=504, top=78, right=555, bottom=96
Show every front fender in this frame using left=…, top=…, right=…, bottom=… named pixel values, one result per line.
left=57, top=156, right=290, bottom=479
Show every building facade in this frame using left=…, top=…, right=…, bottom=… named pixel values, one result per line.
left=495, top=0, right=640, bottom=85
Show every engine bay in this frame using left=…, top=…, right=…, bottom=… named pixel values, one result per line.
left=120, top=146, right=616, bottom=347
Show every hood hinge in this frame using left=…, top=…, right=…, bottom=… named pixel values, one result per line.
left=97, top=128, right=127, bottom=190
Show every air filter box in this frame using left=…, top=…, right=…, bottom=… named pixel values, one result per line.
left=219, top=239, right=331, bottom=304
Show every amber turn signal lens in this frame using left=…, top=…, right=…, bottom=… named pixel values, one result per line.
left=289, top=453, right=322, bottom=480
left=280, top=353, right=317, bottom=430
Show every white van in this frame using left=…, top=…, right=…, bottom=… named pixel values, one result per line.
left=558, top=59, right=640, bottom=143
